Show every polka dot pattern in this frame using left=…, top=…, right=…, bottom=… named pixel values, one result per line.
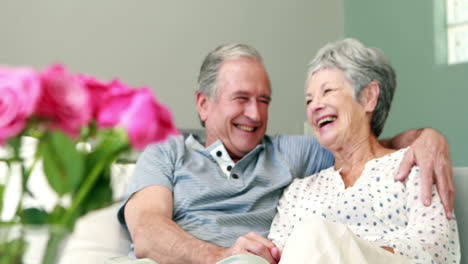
left=268, top=148, right=460, bottom=263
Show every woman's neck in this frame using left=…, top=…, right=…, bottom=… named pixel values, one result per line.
left=332, top=133, right=395, bottom=188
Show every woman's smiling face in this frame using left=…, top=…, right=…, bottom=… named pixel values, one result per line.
left=305, top=68, right=369, bottom=151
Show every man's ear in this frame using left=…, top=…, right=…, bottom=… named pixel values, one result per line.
left=196, top=92, right=211, bottom=123
left=361, top=81, right=380, bottom=113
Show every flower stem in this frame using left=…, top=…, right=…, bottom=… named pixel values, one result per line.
left=0, top=158, right=21, bottom=163
left=41, top=226, right=67, bottom=264
left=59, top=160, right=106, bottom=227
left=59, top=143, right=128, bottom=227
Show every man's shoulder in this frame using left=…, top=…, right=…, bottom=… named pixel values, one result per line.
left=140, top=134, right=187, bottom=160
left=146, top=128, right=205, bottom=151
left=268, top=134, right=315, bottom=140
left=263, top=134, right=318, bottom=162
left=267, top=134, right=318, bottom=148
left=147, top=134, right=185, bottom=149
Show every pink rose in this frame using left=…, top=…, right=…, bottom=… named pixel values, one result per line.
left=119, top=88, right=179, bottom=149
left=0, top=67, right=41, bottom=144
left=78, top=76, right=132, bottom=120
left=77, top=74, right=110, bottom=118
left=38, top=64, right=91, bottom=137
left=93, top=79, right=134, bottom=127
left=96, top=86, right=179, bottom=150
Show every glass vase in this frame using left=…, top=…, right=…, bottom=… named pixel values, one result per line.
left=0, top=225, right=68, bottom=264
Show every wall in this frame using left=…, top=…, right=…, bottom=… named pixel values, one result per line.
left=0, top=0, right=344, bottom=135
left=344, top=0, right=467, bottom=166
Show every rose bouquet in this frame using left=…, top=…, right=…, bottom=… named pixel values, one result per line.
left=0, top=64, right=179, bottom=263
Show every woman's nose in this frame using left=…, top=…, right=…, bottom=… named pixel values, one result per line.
left=309, top=96, right=324, bottom=113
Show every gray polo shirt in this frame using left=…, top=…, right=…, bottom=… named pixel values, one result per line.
left=118, top=134, right=333, bottom=249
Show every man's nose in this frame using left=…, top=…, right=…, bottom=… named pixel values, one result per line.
left=245, top=101, right=261, bottom=121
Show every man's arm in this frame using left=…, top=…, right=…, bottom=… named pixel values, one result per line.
left=125, top=185, right=280, bottom=264
left=380, top=128, right=454, bottom=219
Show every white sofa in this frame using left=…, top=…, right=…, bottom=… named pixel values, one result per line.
left=58, top=167, right=468, bottom=264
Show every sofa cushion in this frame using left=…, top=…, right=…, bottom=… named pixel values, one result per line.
left=58, top=166, right=467, bottom=263
left=453, top=167, right=468, bottom=264
left=58, top=163, right=135, bottom=264
left=58, top=202, right=131, bottom=264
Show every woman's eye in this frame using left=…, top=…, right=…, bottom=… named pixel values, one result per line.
left=324, top=88, right=332, bottom=94
left=305, top=99, right=312, bottom=105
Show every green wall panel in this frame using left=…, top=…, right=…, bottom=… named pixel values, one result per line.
left=344, top=0, right=467, bottom=166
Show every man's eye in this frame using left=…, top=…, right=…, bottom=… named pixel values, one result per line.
left=236, top=97, right=248, bottom=101
left=259, top=99, right=270, bottom=105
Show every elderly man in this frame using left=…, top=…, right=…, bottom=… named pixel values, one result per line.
left=118, top=44, right=454, bottom=264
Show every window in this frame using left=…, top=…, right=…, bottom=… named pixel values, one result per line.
left=446, top=0, right=468, bottom=64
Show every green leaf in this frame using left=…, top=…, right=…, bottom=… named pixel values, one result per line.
left=60, top=129, right=130, bottom=227
left=6, top=136, right=21, bottom=160
left=89, top=129, right=129, bottom=163
left=80, top=129, right=129, bottom=196
left=38, top=131, right=85, bottom=196
left=80, top=121, right=97, bottom=140
left=20, top=208, right=48, bottom=225
left=79, top=173, right=113, bottom=215
left=0, top=185, right=4, bottom=215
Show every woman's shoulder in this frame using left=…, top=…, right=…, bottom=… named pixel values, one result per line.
left=290, top=166, right=336, bottom=186
left=373, top=147, right=409, bottom=163
left=364, top=147, right=410, bottom=173
left=368, top=147, right=424, bottom=185
left=280, top=167, right=333, bottom=202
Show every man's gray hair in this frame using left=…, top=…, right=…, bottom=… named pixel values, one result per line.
left=306, top=38, right=396, bottom=137
left=197, top=43, right=264, bottom=100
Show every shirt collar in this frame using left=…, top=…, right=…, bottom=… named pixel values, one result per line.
left=185, top=134, right=266, bottom=178
left=186, top=134, right=205, bottom=152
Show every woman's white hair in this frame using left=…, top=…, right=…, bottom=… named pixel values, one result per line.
left=306, top=38, right=396, bottom=137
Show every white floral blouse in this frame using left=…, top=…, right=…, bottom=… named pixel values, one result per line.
left=268, top=148, right=460, bottom=264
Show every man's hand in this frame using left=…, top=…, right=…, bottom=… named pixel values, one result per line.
left=223, top=232, right=281, bottom=264
left=395, top=128, right=454, bottom=219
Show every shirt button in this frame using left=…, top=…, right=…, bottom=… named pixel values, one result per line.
left=232, top=174, right=239, bottom=179
left=227, top=165, right=232, bottom=171
left=216, top=151, right=222, bottom=157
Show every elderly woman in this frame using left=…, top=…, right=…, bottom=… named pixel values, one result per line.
left=268, top=39, right=460, bottom=263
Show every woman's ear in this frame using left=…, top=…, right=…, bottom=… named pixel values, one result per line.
left=362, top=81, right=380, bottom=113
left=196, top=92, right=210, bottom=123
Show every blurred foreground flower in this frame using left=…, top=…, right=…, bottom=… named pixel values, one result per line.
left=0, top=64, right=179, bottom=263
left=0, top=67, right=41, bottom=143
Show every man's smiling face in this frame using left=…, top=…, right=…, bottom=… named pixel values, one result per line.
left=197, top=57, right=271, bottom=162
